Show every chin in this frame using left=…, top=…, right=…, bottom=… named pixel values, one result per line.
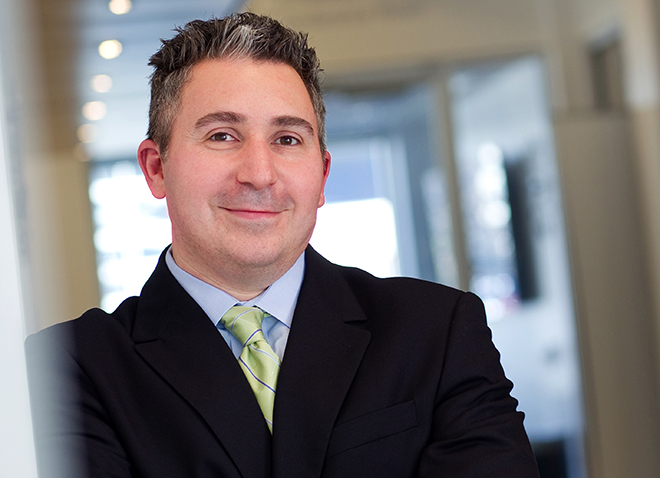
left=226, top=244, right=288, bottom=268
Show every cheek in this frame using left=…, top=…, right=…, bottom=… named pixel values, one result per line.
left=166, top=159, right=217, bottom=196
left=294, top=178, right=327, bottom=212
left=285, top=159, right=326, bottom=194
left=163, top=173, right=206, bottom=220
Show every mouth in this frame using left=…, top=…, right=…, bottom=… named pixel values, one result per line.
left=222, top=207, right=281, bottom=220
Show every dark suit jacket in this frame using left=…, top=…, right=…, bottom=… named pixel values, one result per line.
left=26, top=247, right=539, bottom=478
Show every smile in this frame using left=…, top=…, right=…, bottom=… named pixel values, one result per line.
left=222, top=208, right=281, bottom=220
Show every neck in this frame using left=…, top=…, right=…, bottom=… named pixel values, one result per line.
left=170, top=247, right=296, bottom=301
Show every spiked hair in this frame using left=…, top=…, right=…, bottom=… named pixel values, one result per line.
left=146, top=13, right=326, bottom=158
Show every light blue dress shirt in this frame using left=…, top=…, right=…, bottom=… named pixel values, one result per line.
left=165, top=247, right=304, bottom=360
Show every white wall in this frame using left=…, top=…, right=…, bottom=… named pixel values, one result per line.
left=555, top=113, right=660, bottom=478
left=0, top=0, right=39, bottom=474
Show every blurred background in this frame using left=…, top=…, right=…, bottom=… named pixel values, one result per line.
left=2, top=0, right=660, bottom=476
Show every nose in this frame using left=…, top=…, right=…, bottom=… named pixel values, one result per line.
left=235, top=141, right=278, bottom=190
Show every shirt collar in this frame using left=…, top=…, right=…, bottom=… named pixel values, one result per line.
left=165, top=246, right=304, bottom=328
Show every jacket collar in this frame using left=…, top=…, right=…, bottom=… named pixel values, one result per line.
left=272, top=246, right=371, bottom=477
left=130, top=247, right=372, bottom=478
left=132, top=250, right=272, bottom=478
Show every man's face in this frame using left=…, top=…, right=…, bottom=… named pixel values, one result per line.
left=139, top=58, right=330, bottom=294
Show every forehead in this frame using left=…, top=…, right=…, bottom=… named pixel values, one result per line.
left=177, top=58, right=315, bottom=121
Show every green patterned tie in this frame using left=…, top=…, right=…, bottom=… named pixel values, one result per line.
left=220, top=306, right=281, bottom=432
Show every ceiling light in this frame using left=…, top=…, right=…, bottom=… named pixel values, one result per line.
left=99, top=40, right=123, bottom=59
left=77, top=124, right=98, bottom=143
left=109, top=0, right=133, bottom=15
left=91, top=74, right=113, bottom=93
left=82, top=101, right=107, bottom=121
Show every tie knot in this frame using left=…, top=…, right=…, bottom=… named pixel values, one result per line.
left=220, top=306, right=268, bottom=347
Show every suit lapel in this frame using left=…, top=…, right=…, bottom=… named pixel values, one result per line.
left=272, top=247, right=371, bottom=478
left=132, top=254, right=271, bottom=478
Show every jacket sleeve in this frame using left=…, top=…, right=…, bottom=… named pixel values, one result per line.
left=416, top=292, right=540, bottom=477
left=25, top=329, right=134, bottom=478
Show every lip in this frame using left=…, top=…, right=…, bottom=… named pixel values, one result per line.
left=223, top=208, right=281, bottom=220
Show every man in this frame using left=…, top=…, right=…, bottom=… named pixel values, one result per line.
left=26, top=13, right=540, bottom=478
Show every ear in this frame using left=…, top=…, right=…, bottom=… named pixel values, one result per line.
left=318, top=150, right=331, bottom=208
left=138, top=139, right=166, bottom=199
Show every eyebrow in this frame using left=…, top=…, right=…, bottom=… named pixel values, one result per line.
left=192, top=111, right=316, bottom=137
left=273, top=115, right=316, bottom=137
left=193, top=111, right=246, bottom=130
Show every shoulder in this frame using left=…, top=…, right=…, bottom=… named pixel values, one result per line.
left=311, top=246, right=470, bottom=302
left=340, top=264, right=465, bottom=303
left=341, top=265, right=485, bottom=327
left=305, top=247, right=481, bottom=323
left=26, top=296, right=140, bottom=360
left=26, top=248, right=184, bottom=353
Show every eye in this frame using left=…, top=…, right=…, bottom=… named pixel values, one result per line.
left=209, top=132, right=235, bottom=142
left=275, top=135, right=300, bottom=146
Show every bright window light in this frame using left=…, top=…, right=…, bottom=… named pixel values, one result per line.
left=109, top=0, right=132, bottom=15
left=90, top=74, right=113, bottom=93
left=311, top=198, right=400, bottom=278
left=77, top=124, right=97, bottom=143
left=89, top=161, right=171, bottom=312
left=98, top=40, right=122, bottom=59
left=82, top=101, right=107, bottom=121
